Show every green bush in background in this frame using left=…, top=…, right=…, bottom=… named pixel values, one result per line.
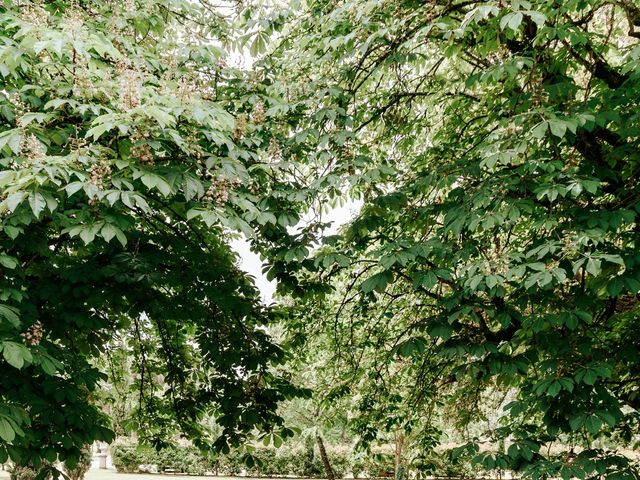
left=111, top=444, right=363, bottom=477
left=110, top=443, right=469, bottom=478
left=111, top=444, right=213, bottom=475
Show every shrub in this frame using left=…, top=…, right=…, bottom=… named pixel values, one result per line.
left=9, top=465, right=41, bottom=480
left=8, top=447, right=91, bottom=480
left=111, top=444, right=158, bottom=473
left=111, top=442, right=393, bottom=478
left=412, top=450, right=475, bottom=479
left=111, top=444, right=213, bottom=474
left=350, top=452, right=395, bottom=478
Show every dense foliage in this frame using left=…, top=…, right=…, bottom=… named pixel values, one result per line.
left=3, top=0, right=640, bottom=478
left=258, top=0, right=640, bottom=478
left=0, top=0, right=307, bottom=468
left=111, top=442, right=398, bottom=478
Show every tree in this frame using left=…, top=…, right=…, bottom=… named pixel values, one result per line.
left=258, top=0, right=640, bottom=478
left=285, top=271, right=462, bottom=479
left=0, top=0, right=305, bottom=467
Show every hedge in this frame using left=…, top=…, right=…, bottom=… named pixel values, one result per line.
left=111, top=444, right=212, bottom=475
left=110, top=443, right=471, bottom=478
left=111, top=444, right=377, bottom=477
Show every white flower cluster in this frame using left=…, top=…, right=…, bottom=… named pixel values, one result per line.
left=20, top=5, right=47, bottom=28
left=118, top=66, right=142, bottom=110
left=89, top=161, right=112, bottom=189
left=23, top=135, right=46, bottom=162
left=21, top=321, right=44, bottom=346
left=203, top=176, right=242, bottom=206
left=130, top=131, right=154, bottom=166
left=233, top=114, right=247, bottom=140
left=251, top=101, right=265, bottom=124
left=268, top=136, right=282, bottom=161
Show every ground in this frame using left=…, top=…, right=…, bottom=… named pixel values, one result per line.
left=0, top=469, right=285, bottom=480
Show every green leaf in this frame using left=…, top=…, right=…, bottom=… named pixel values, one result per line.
left=526, top=10, right=546, bottom=26
left=429, top=322, right=453, bottom=341
left=0, top=305, right=20, bottom=328
left=531, top=121, right=548, bottom=139
left=39, top=355, right=62, bottom=376
left=141, top=174, right=172, bottom=196
left=598, top=411, right=617, bottom=427
left=585, top=258, right=601, bottom=276
left=500, top=12, right=523, bottom=31
left=547, top=380, right=561, bottom=397
left=5, top=192, right=26, bottom=213
left=584, top=415, right=602, bottom=434
left=79, top=226, right=97, bottom=245
left=0, top=418, right=15, bottom=442
left=183, top=175, right=204, bottom=201
left=569, top=415, right=585, bottom=431
left=28, top=192, right=46, bottom=218
left=0, top=129, right=22, bottom=155
left=100, top=223, right=127, bottom=246
left=361, top=271, right=393, bottom=293
left=0, top=255, right=18, bottom=269
left=398, top=340, right=415, bottom=357
left=2, top=341, right=32, bottom=369
left=412, top=271, right=437, bottom=290
left=549, top=120, right=567, bottom=138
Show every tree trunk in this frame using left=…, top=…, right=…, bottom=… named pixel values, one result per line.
left=316, top=435, right=336, bottom=480
left=394, top=432, right=405, bottom=480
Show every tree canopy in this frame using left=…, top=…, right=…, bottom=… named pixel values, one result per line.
left=0, top=0, right=306, bottom=467
left=2, top=0, right=640, bottom=478
left=259, top=0, right=640, bottom=478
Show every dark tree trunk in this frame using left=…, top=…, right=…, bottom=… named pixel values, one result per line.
left=316, top=435, right=336, bottom=480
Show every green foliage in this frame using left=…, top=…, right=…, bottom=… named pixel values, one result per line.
left=111, top=444, right=212, bottom=475
left=111, top=443, right=357, bottom=477
left=0, top=0, right=307, bottom=466
left=257, top=0, right=640, bottom=477
left=64, top=446, right=92, bottom=480
left=4, top=0, right=640, bottom=476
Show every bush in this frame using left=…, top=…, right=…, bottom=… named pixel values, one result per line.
left=8, top=448, right=91, bottom=480
left=351, top=452, right=395, bottom=478
left=9, top=466, right=41, bottom=480
left=111, top=444, right=213, bottom=475
left=111, top=444, right=157, bottom=473
left=243, top=444, right=352, bottom=478
left=157, top=447, right=211, bottom=475
left=412, top=450, right=475, bottom=479
left=111, top=442, right=390, bottom=478
left=213, top=450, right=243, bottom=476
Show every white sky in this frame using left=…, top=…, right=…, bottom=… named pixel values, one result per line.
left=230, top=200, right=362, bottom=304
